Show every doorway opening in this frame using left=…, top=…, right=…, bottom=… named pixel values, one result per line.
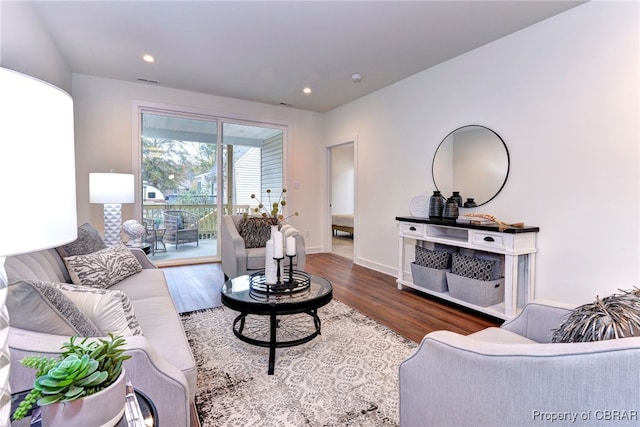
left=328, top=141, right=355, bottom=260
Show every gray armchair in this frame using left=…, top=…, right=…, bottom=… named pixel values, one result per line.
left=399, top=300, right=640, bottom=427
left=221, top=215, right=306, bottom=279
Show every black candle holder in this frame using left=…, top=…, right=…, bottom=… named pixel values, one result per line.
left=274, top=257, right=284, bottom=284
left=285, top=254, right=296, bottom=284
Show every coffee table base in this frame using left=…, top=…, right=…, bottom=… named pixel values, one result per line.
left=232, top=309, right=322, bottom=375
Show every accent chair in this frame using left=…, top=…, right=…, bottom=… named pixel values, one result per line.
left=220, top=215, right=306, bottom=280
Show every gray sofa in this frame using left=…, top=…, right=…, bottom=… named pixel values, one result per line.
left=399, top=300, right=640, bottom=427
left=6, top=247, right=197, bottom=427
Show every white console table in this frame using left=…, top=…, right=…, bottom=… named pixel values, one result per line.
left=396, top=216, right=539, bottom=320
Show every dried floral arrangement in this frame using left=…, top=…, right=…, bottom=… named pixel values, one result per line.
left=244, top=188, right=299, bottom=225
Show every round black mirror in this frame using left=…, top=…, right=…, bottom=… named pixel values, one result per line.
left=432, top=125, right=509, bottom=207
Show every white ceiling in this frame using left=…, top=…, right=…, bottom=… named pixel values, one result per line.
left=30, top=0, right=584, bottom=113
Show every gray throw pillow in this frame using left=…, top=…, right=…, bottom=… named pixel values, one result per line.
left=451, top=252, right=496, bottom=281
left=63, top=244, right=143, bottom=288
left=7, top=279, right=102, bottom=337
left=56, top=223, right=106, bottom=258
left=238, top=217, right=273, bottom=248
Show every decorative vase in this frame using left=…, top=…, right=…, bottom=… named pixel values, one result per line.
left=265, top=225, right=280, bottom=284
left=442, top=198, right=459, bottom=222
left=463, top=198, right=477, bottom=208
left=451, top=191, right=463, bottom=207
left=40, top=369, right=126, bottom=427
left=428, top=191, right=445, bottom=219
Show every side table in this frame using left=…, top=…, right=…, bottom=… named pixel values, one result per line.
left=10, top=388, right=159, bottom=426
left=152, top=228, right=167, bottom=254
left=126, top=242, right=152, bottom=255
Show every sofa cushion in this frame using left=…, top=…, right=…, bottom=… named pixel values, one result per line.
left=63, top=244, right=143, bottom=288
left=246, top=247, right=268, bottom=270
left=5, top=248, right=71, bottom=284
left=238, top=217, right=272, bottom=248
left=132, top=296, right=197, bottom=397
left=110, top=269, right=172, bottom=301
left=7, top=279, right=102, bottom=337
left=56, top=223, right=107, bottom=258
left=50, top=282, right=143, bottom=336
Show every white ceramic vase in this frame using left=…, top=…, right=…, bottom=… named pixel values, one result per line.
left=264, top=225, right=281, bottom=284
left=40, top=369, right=126, bottom=427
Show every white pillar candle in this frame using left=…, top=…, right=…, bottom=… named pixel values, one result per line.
left=273, top=231, right=283, bottom=258
left=286, top=236, right=296, bottom=256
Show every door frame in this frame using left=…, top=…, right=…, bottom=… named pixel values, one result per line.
left=131, top=100, right=289, bottom=266
left=326, top=135, right=358, bottom=261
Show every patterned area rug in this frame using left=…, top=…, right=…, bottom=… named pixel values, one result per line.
left=180, top=300, right=418, bottom=427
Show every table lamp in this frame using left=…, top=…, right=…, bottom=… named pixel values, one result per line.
left=0, top=67, right=78, bottom=425
left=90, top=172, right=135, bottom=246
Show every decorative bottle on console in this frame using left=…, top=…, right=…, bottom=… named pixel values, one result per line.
left=463, top=198, right=477, bottom=208
left=451, top=191, right=463, bottom=207
left=428, top=191, right=445, bottom=219
left=442, top=198, right=459, bottom=221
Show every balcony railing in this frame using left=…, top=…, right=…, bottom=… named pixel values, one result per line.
left=142, top=204, right=250, bottom=239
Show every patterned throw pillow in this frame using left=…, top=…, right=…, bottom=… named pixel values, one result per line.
left=7, top=279, right=102, bottom=337
left=451, top=252, right=496, bottom=281
left=56, top=223, right=107, bottom=257
left=238, top=217, right=273, bottom=248
left=51, top=282, right=143, bottom=336
left=64, top=244, right=143, bottom=288
left=414, top=246, right=450, bottom=270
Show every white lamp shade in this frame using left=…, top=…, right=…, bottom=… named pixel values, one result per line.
left=89, top=173, right=135, bottom=204
left=0, top=67, right=78, bottom=256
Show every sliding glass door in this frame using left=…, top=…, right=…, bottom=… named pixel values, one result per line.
left=221, top=122, right=284, bottom=216
left=139, top=109, right=284, bottom=264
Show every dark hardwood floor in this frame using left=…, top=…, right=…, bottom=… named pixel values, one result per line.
left=162, top=253, right=501, bottom=342
left=162, top=263, right=224, bottom=312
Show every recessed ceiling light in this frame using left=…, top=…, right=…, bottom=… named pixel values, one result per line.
left=143, top=54, right=155, bottom=63
left=303, top=87, right=312, bottom=94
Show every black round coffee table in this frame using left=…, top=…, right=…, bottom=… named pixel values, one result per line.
left=221, top=273, right=333, bottom=375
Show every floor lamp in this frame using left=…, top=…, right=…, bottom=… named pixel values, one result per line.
left=89, top=172, right=135, bottom=246
left=0, top=67, right=78, bottom=425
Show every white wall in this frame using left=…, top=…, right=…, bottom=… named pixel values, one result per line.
left=0, top=1, right=71, bottom=92
left=324, top=1, right=640, bottom=305
left=331, top=144, right=355, bottom=214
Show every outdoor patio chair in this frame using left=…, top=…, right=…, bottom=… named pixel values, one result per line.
left=163, top=210, right=200, bottom=249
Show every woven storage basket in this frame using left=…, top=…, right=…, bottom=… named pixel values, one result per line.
left=446, top=272, right=504, bottom=307
left=410, top=262, right=448, bottom=292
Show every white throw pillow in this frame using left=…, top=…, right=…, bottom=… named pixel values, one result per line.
left=51, top=282, right=143, bottom=336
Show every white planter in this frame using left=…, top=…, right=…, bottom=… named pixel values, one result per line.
left=40, top=369, right=126, bottom=427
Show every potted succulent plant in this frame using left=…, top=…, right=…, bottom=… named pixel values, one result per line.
left=12, top=333, right=131, bottom=426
